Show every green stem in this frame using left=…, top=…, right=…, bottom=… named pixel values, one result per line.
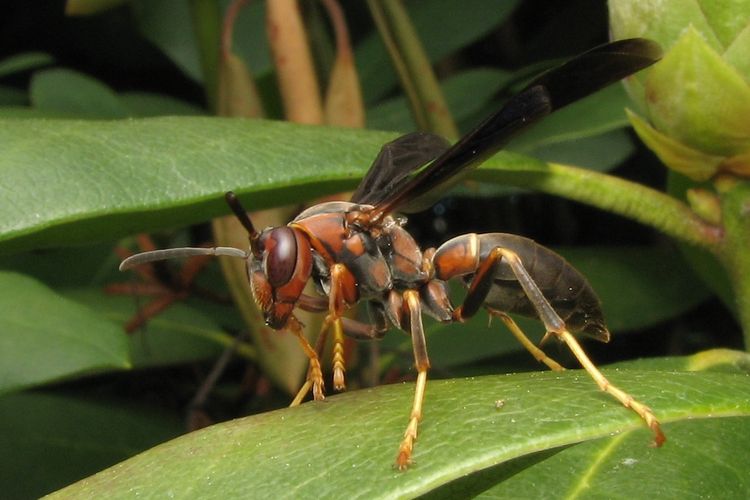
left=189, top=0, right=222, bottom=113
left=367, top=0, right=458, bottom=139
left=717, top=180, right=750, bottom=347
left=473, top=155, right=722, bottom=249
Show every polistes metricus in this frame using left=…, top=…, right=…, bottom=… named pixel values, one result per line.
left=120, top=38, right=665, bottom=469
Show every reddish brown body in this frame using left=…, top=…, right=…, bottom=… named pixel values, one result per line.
left=250, top=202, right=606, bottom=347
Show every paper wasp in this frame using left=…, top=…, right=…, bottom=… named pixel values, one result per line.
left=120, top=38, right=665, bottom=469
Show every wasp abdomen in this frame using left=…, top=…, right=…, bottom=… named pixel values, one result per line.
left=434, top=233, right=608, bottom=339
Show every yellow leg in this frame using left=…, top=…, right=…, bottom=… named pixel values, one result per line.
left=488, top=309, right=565, bottom=372
left=288, top=317, right=325, bottom=402
left=396, top=369, right=427, bottom=470
left=289, top=380, right=312, bottom=407
left=558, top=329, right=665, bottom=446
left=332, top=316, right=346, bottom=391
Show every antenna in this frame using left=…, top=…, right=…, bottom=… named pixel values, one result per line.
left=225, top=191, right=258, bottom=238
left=119, top=247, right=249, bottom=272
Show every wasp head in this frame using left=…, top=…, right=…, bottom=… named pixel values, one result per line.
left=225, top=192, right=312, bottom=330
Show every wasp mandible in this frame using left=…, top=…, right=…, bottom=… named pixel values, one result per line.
left=121, top=38, right=665, bottom=470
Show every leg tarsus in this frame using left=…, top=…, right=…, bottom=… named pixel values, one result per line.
left=289, top=317, right=325, bottom=402
left=332, top=316, right=346, bottom=391
left=396, top=369, right=427, bottom=470
left=558, top=329, right=665, bottom=446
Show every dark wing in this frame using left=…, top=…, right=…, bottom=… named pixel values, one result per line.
left=365, top=38, right=662, bottom=221
left=351, top=131, right=450, bottom=205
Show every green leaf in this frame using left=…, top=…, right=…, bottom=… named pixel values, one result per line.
left=30, top=68, right=130, bottom=119
left=628, top=109, right=724, bottom=181
left=0, top=392, right=182, bottom=499
left=505, top=84, right=640, bottom=171
left=133, top=0, right=271, bottom=84
left=454, top=417, right=750, bottom=498
left=0, top=117, right=392, bottom=253
left=132, top=0, right=203, bottom=82
left=49, top=368, right=750, bottom=498
left=65, top=289, right=245, bottom=369
left=0, top=272, right=129, bottom=396
left=0, top=106, right=66, bottom=118
left=645, top=26, right=750, bottom=156
left=0, top=52, right=54, bottom=78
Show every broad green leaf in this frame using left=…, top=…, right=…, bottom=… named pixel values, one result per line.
left=452, top=417, right=750, bottom=499
left=50, top=368, right=750, bottom=498
left=0, top=272, right=129, bottom=396
left=0, top=392, right=183, bottom=499
left=0, top=52, right=53, bottom=78
left=0, top=117, right=393, bottom=253
left=489, top=84, right=638, bottom=171
left=65, top=289, right=245, bottom=369
left=30, top=68, right=129, bottom=119
left=0, top=241, right=121, bottom=287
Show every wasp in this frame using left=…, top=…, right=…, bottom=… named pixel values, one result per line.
left=120, top=38, right=665, bottom=469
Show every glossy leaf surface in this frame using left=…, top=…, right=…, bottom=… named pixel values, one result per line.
left=50, top=366, right=750, bottom=499
left=0, top=271, right=129, bottom=395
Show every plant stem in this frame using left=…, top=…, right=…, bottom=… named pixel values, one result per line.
left=367, top=0, right=458, bottom=139
left=474, top=156, right=722, bottom=249
left=717, top=180, right=750, bottom=347
left=189, top=0, right=222, bottom=112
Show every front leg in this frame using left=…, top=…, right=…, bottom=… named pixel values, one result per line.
left=287, top=315, right=325, bottom=406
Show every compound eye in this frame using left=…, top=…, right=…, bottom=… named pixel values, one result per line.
left=263, top=227, right=298, bottom=288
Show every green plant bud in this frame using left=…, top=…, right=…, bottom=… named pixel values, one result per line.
left=686, top=188, right=723, bottom=225
left=610, top=0, right=750, bottom=180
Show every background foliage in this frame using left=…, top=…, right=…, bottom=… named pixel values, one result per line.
left=0, top=1, right=747, bottom=498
